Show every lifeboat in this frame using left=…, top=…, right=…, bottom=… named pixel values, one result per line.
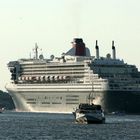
left=36, top=76, right=40, bottom=81
left=50, top=76, right=54, bottom=81
left=29, top=77, right=32, bottom=80
left=54, top=76, right=59, bottom=80
left=63, top=76, right=67, bottom=80
left=25, top=77, right=29, bottom=80
left=45, top=76, right=50, bottom=81
left=40, top=76, right=44, bottom=81
left=59, top=76, right=63, bottom=80
left=45, top=76, right=48, bottom=81
left=18, top=77, right=21, bottom=80
left=21, top=77, right=25, bottom=81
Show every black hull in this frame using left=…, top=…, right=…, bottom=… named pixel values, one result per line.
left=76, top=118, right=105, bottom=124
left=86, top=120, right=105, bottom=124
left=101, top=90, right=140, bottom=114
left=85, top=116, right=105, bottom=124
left=75, top=115, right=105, bottom=124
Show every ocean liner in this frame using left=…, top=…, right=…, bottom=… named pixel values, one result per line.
left=5, top=38, right=140, bottom=113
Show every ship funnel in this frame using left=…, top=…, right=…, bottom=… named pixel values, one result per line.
left=72, top=38, right=86, bottom=56
left=95, top=40, right=99, bottom=59
left=112, top=41, right=116, bottom=59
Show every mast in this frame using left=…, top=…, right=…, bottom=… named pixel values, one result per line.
left=35, top=43, right=38, bottom=59
left=88, top=74, right=95, bottom=104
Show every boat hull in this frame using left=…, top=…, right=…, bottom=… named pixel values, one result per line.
left=73, top=112, right=105, bottom=124
left=76, top=116, right=105, bottom=124
left=6, top=83, right=140, bottom=114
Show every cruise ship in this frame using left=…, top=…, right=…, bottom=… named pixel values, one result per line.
left=5, top=38, right=140, bottom=113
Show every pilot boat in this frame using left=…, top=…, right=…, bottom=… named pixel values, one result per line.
left=73, top=93, right=105, bottom=124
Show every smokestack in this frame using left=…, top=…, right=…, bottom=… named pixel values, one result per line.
left=112, top=41, right=116, bottom=59
left=72, top=38, right=86, bottom=56
left=95, top=40, right=99, bottom=59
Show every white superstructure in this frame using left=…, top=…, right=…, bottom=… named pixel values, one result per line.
left=5, top=38, right=140, bottom=113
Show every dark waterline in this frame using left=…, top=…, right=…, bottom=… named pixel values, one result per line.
left=0, top=112, right=140, bottom=140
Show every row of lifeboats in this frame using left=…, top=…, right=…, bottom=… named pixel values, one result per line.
left=18, top=75, right=70, bottom=81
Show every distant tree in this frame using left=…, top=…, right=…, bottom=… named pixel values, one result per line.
left=0, top=90, right=3, bottom=93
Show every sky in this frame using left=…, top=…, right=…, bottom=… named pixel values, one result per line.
left=0, top=0, right=140, bottom=91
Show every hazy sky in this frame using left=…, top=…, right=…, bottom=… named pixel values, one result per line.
left=0, top=0, right=140, bottom=90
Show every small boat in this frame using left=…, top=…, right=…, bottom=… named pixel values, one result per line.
left=73, top=92, right=105, bottom=124
left=0, top=107, right=4, bottom=113
left=73, top=103, right=105, bottom=124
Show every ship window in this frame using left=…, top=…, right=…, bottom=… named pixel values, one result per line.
left=66, top=95, right=79, bottom=97
left=66, top=99, right=79, bottom=101
left=27, top=98, right=36, bottom=101
left=44, top=97, right=50, bottom=99
left=66, top=102, right=79, bottom=104
left=52, top=102, right=61, bottom=104
left=26, top=102, right=36, bottom=104
left=42, top=102, right=50, bottom=104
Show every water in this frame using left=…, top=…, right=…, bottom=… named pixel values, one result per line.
left=0, top=112, right=140, bottom=140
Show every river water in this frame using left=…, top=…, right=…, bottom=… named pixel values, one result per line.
left=0, top=112, right=140, bottom=140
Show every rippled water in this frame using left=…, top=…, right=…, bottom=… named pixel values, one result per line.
left=0, top=112, right=140, bottom=140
